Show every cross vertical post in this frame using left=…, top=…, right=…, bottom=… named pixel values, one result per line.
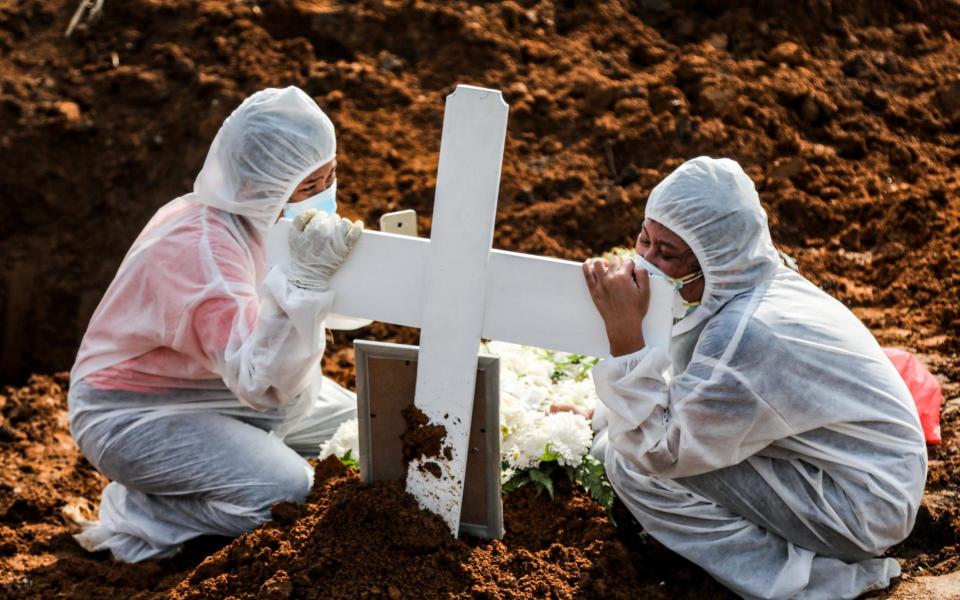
left=405, top=86, right=509, bottom=533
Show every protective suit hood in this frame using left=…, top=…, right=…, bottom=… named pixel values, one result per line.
left=644, top=156, right=781, bottom=335
left=192, top=86, right=337, bottom=234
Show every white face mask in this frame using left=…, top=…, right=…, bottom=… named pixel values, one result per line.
left=634, top=256, right=704, bottom=320
left=284, top=181, right=337, bottom=219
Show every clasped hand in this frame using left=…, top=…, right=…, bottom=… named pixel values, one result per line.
left=287, top=209, right=363, bottom=290
left=582, top=256, right=650, bottom=356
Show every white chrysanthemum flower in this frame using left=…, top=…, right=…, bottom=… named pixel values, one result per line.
left=485, top=341, right=554, bottom=387
left=506, top=432, right=543, bottom=470
left=511, top=412, right=592, bottom=468
left=539, top=412, right=593, bottom=466
left=549, top=378, right=599, bottom=411
left=516, top=384, right=550, bottom=410
left=500, top=392, right=543, bottom=470
left=498, top=370, right=527, bottom=404
left=318, top=417, right=359, bottom=461
left=491, top=342, right=604, bottom=475
left=513, top=429, right=548, bottom=469
left=500, top=392, right=535, bottom=438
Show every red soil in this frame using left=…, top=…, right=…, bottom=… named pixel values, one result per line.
left=1, top=0, right=959, bottom=597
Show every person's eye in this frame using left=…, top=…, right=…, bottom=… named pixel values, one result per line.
left=638, top=238, right=650, bottom=246
left=662, top=254, right=679, bottom=261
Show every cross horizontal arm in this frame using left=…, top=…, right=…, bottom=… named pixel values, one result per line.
left=267, top=226, right=674, bottom=355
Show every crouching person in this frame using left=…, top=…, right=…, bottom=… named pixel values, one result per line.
left=68, top=87, right=362, bottom=562
left=582, top=157, right=926, bottom=599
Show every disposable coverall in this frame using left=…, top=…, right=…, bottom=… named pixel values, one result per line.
left=590, top=157, right=926, bottom=599
left=68, top=87, right=356, bottom=562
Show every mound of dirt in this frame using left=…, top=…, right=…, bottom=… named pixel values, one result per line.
left=0, top=376, right=730, bottom=599
left=1, top=0, right=959, bottom=597
left=168, top=458, right=683, bottom=600
left=1, top=374, right=957, bottom=598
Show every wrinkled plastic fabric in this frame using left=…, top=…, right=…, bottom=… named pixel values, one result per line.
left=591, top=157, right=927, bottom=599
left=884, top=347, right=943, bottom=444
left=68, top=87, right=355, bottom=562
left=287, top=209, right=362, bottom=290
left=68, top=377, right=354, bottom=562
left=72, top=86, right=340, bottom=409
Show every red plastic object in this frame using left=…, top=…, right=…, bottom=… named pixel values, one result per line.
left=884, top=348, right=943, bottom=444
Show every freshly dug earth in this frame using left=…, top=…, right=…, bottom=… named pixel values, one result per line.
left=1, top=376, right=957, bottom=598
left=2, top=376, right=730, bottom=599
left=1, top=0, right=959, bottom=598
left=169, top=458, right=659, bottom=599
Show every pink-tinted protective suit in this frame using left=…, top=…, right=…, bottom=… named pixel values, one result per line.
left=68, top=87, right=355, bottom=562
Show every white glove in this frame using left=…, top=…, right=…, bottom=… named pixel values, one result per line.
left=287, top=209, right=363, bottom=290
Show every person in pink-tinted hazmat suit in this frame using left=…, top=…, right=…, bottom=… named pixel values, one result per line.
left=68, top=87, right=363, bottom=562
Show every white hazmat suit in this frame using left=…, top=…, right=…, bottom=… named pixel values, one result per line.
left=590, top=157, right=927, bottom=599
left=68, top=87, right=357, bottom=562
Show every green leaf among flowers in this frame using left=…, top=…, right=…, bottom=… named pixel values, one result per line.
left=502, top=455, right=616, bottom=522
left=575, top=455, right=615, bottom=515
left=502, top=468, right=531, bottom=493
left=339, top=449, right=360, bottom=471
left=528, top=467, right=555, bottom=499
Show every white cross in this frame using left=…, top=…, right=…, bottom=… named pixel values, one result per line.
left=268, top=85, right=673, bottom=534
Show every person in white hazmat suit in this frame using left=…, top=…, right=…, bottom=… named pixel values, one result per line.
left=582, top=157, right=926, bottom=599
left=67, top=86, right=365, bottom=563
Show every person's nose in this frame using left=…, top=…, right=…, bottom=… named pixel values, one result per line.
left=641, top=247, right=667, bottom=272
left=635, top=235, right=665, bottom=268
left=638, top=244, right=656, bottom=263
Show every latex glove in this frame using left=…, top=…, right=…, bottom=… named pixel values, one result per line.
left=287, top=209, right=363, bottom=290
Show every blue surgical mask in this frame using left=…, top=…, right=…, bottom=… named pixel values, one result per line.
left=634, top=256, right=704, bottom=320
left=284, top=181, right=337, bottom=219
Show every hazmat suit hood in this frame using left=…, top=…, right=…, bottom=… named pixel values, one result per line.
left=644, top=156, right=782, bottom=336
left=192, top=86, right=337, bottom=234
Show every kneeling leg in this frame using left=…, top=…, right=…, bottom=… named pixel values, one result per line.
left=606, top=452, right=899, bottom=599
left=76, top=411, right=313, bottom=562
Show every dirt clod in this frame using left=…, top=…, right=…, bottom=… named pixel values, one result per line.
left=400, top=405, right=447, bottom=464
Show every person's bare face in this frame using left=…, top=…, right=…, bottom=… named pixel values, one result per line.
left=636, top=219, right=704, bottom=302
